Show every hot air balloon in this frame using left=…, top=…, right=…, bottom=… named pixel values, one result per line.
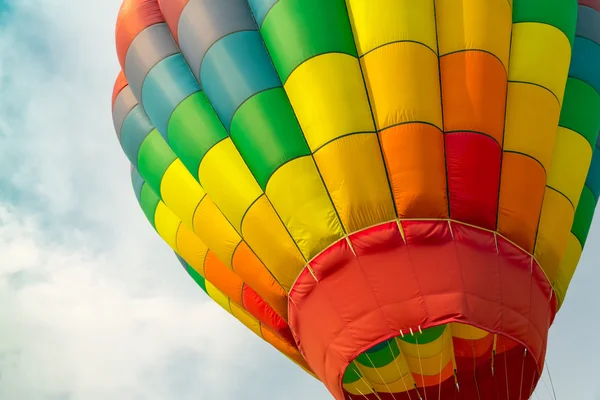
left=111, top=0, right=600, bottom=398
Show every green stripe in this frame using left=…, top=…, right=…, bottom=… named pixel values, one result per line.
left=167, top=92, right=228, bottom=181
left=513, top=0, right=578, bottom=47
left=572, top=186, right=597, bottom=245
left=399, top=324, right=447, bottom=345
left=355, top=338, right=400, bottom=368
left=559, top=78, right=600, bottom=147
left=139, top=183, right=161, bottom=229
left=137, top=130, right=177, bottom=195
left=186, top=264, right=208, bottom=293
left=342, top=363, right=362, bottom=384
left=260, top=0, right=357, bottom=82
left=230, top=88, right=310, bottom=188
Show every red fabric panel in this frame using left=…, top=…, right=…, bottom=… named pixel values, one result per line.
left=242, top=285, right=296, bottom=347
left=289, top=220, right=556, bottom=400
left=115, top=0, right=165, bottom=69
left=445, top=132, right=502, bottom=230
left=112, top=71, right=128, bottom=108
left=580, top=0, right=600, bottom=12
left=157, top=0, right=190, bottom=43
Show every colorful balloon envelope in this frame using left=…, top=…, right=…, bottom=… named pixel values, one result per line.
left=111, top=0, right=600, bottom=398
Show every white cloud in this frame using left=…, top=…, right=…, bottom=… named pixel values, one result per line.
left=0, top=0, right=597, bottom=399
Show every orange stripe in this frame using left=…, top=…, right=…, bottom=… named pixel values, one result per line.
left=414, top=360, right=455, bottom=388
left=204, top=251, right=244, bottom=305
left=157, top=0, right=189, bottom=43
left=112, top=71, right=128, bottom=107
left=260, top=326, right=312, bottom=373
left=441, top=51, right=507, bottom=144
left=232, top=242, right=288, bottom=321
left=498, top=153, right=546, bottom=252
left=115, top=0, right=165, bottom=69
left=379, top=123, right=448, bottom=218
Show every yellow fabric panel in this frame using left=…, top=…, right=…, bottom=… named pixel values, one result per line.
left=450, top=323, right=488, bottom=340
left=361, top=42, right=442, bottom=131
left=198, top=137, right=262, bottom=231
left=508, top=22, right=571, bottom=105
left=396, top=329, right=451, bottom=359
left=205, top=282, right=232, bottom=314
left=284, top=53, right=375, bottom=151
left=555, top=233, right=583, bottom=305
left=371, top=374, right=415, bottom=394
left=193, top=197, right=241, bottom=268
left=266, top=155, right=345, bottom=259
left=153, top=201, right=181, bottom=251
left=345, top=0, right=437, bottom=56
left=503, top=83, right=560, bottom=170
left=343, top=378, right=375, bottom=396
left=535, top=188, right=575, bottom=281
left=547, top=127, right=594, bottom=209
left=314, top=133, right=396, bottom=233
left=241, top=195, right=305, bottom=291
left=357, top=359, right=407, bottom=385
left=176, top=224, right=209, bottom=276
left=436, top=0, right=512, bottom=68
left=403, top=347, right=452, bottom=377
left=230, top=302, right=263, bottom=338
left=160, top=159, right=206, bottom=230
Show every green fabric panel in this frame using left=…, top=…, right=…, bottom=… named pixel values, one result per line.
left=342, top=363, right=362, bottom=384
left=512, top=0, right=578, bottom=47
left=167, top=91, right=228, bottom=181
left=260, top=0, right=357, bottom=82
left=139, top=183, right=161, bottom=229
left=355, top=338, right=400, bottom=368
left=572, top=186, right=597, bottom=245
left=137, top=130, right=177, bottom=196
left=186, top=264, right=208, bottom=293
left=399, top=324, right=447, bottom=345
left=559, top=77, right=600, bottom=148
left=230, top=87, right=310, bottom=189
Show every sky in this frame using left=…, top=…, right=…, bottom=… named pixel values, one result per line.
left=0, top=1, right=598, bottom=399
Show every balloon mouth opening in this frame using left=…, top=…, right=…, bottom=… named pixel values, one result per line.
left=339, top=323, right=540, bottom=400
left=287, top=219, right=557, bottom=400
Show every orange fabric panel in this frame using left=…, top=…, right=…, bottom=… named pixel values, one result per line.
left=260, top=326, right=312, bottom=373
left=440, top=51, right=508, bottom=144
left=112, top=71, right=128, bottom=107
left=157, top=0, right=189, bottom=42
left=232, top=242, right=289, bottom=321
left=413, top=361, right=454, bottom=388
left=379, top=123, right=448, bottom=219
left=204, top=251, right=243, bottom=305
left=115, top=0, right=165, bottom=69
left=497, top=153, right=546, bottom=252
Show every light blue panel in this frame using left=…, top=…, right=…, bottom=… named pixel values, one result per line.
left=247, top=0, right=279, bottom=27
left=569, top=37, right=600, bottom=94
left=120, top=105, right=155, bottom=167
left=200, top=30, right=281, bottom=130
left=141, top=54, right=200, bottom=141
left=131, top=166, right=145, bottom=203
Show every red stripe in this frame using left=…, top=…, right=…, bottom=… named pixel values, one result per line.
left=115, top=0, right=165, bottom=69
left=445, top=132, right=502, bottom=230
left=157, top=0, right=190, bottom=43
left=242, top=285, right=296, bottom=347
left=580, top=0, right=600, bottom=12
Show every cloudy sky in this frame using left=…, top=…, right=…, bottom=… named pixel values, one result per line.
left=0, top=1, right=598, bottom=399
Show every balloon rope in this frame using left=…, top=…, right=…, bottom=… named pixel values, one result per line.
left=415, top=331, right=428, bottom=400
left=471, top=342, right=482, bottom=400
left=518, top=349, right=527, bottom=400
left=545, top=362, right=558, bottom=400
left=364, top=353, right=398, bottom=400
left=504, top=341, right=510, bottom=400
left=388, top=341, right=413, bottom=400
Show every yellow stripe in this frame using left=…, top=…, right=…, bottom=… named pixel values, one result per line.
left=160, top=159, right=206, bottom=229
left=241, top=195, right=305, bottom=291
left=266, top=156, right=345, bottom=259
left=343, top=378, right=375, bottom=396
left=176, top=224, right=209, bottom=276
left=206, top=282, right=233, bottom=313
left=547, top=127, right=594, bottom=209
left=230, top=302, right=263, bottom=338
left=360, top=42, right=442, bottom=130
left=346, top=0, right=437, bottom=57
left=503, top=83, right=560, bottom=171
left=198, top=138, right=262, bottom=231
left=314, top=133, right=396, bottom=232
left=450, top=323, right=489, bottom=340
left=284, top=53, right=375, bottom=151
left=508, top=22, right=571, bottom=105
left=436, top=0, right=512, bottom=68
left=193, top=197, right=241, bottom=268
left=154, top=201, right=181, bottom=251
left=535, top=188, right=575, bottom=281
left=555, top=233, right=583, bottom=305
